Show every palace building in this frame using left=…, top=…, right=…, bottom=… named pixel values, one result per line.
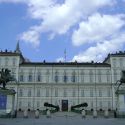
left=0, top=43, right=125, bottom=111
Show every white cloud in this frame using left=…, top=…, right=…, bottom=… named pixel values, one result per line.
left=0, top=0, right=115, bottom=46
left=72, top=13, right=125, bottom=46
left=56, top=57, right=65, bottom=62
left=72, top=33, right=125, bottom=62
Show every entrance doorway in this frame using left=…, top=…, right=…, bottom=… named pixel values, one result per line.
left=62, top=100, right=68, bottom=111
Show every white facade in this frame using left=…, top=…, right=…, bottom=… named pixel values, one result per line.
left=0, top=46, right=125, bottom=111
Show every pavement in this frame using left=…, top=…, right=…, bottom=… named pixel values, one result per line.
left=0, top=112, right=125, bottom=125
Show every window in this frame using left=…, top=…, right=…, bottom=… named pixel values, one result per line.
left=55, top=88, right=58, bottom=97
left=64, top=71, right=68, bottom=83
left=20, top=75, right=24, bottom=82
left=28, top=101, right=31, bottom=108
left=46, top=70, right=50, bottom=83
left=55, top=71, right=59, bottom=83
left=19, top=101, right=22, bottom=108
left=0, top=58, right=1, bottom=65
left=28, top=89, right=31, bottom=97
left=71, top=71, right=76, bottom=83
left=19, top=89, right=23, bottom=97
left=81, top=89, right=84, bottom=97
left=113, top=58, right=116, bottom=67
left=81, top=71, right=84, bottom=83
left=63, top=88, right=67, bottom=97
left=46, top=88, right=49, bottom=97
left=72, top=89, right=76, bottom=97
left=90, top=70, right=94, bottom=83
left=5, top=57, right=9, bottom=66
left=98, top=70, right=101, bottom=83
left=120, top=58, right=123, bottom=67
left=37, top=89, right=40, bottom=97
left=28, top=74, right=32, bottom=82
left=99, top=101, right=102, bottom=108
left=107, top=70, right=110, bottom=83
left=37, top=101, right=40, bottom=108
left=107, top=89, right=111, bottom=97
left=90, top=89, right=93, bottom=97
left=114, top=69, right=117, bottom=82
left=99, top=89, right=102, bottom=97
left=12, top=58, right=16, bottom=66
left=37, top=72, right=41, bottom=82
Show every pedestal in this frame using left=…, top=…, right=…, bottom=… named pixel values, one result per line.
left=0, top=88, right=16, bottom=118
left=115, top=90, right=125, bottom=118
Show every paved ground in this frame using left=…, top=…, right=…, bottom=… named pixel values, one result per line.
left=0, top=112, right=125, bottom=125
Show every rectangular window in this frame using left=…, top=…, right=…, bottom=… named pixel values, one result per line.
left=28, top=101, right=31, bottom=108
left=28, top=89, right=31, bottom=97
left=81, top=89, right=84, bottom=97
left=107, top=89, right=111, bottom=97
left=19, top=101, right=22, bottom=108
left=37, top=89, right=40, bottom=97
left=63, top=88, right=67, bottom=97
left=28, top=74, right=32, bottom=82
left=72, top=89, right=76, bottom=97
left=99, top=89, right=102, bottom=97
left=90, top=89, right=93, bottom=97
left=20, top=75, right=24, bottom=82
left=19, top=89, right=23, bottom=97
left=46, top=88, right=49, bottom=97
left=55, top=88, right=58, bottom=97
left=37, top=101, right=40, bottom=108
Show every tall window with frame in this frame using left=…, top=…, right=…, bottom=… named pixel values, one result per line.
left=89, top=70, right=94, bottom=83
left=5, top=57, right=9, bottom=66
left=55, top=88, right=58, bottom=97
left=63, top=88, right=67, bottom=97
left=64, top=71, right=68, bottom=83
left=28, top=74, right=33, bottom=82
left=114, top=69, right=117, bottom=83
left=107, top=70, right=110, bottom=83
left=37, top=72, right=41, bottom=82
left=81, top=89, right=84, bottom=97
left=46, top=70, right=50, bottom=83
left=19, top=88, right=23, bottom=97
left=81, top=70, right=84, bottom=83
left=28, top=89, right=31, bottom=97
left=98, top=69, right=102, bottom=83
left=12, top=58, right=16, bottom=66
left=0, top=58, right=1, bottom=66
left=55, top=71, right=59, bottom=83
left=37, top=88, right=40, bottom=97
left=71, top=71, right=76, bottom=83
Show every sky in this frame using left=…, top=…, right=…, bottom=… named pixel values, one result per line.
left=0, top=0, right=125, bottom=62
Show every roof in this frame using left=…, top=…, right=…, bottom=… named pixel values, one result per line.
left=103, top=51, right=125, bottom=63
left=20, top=62, right=111, bottom=67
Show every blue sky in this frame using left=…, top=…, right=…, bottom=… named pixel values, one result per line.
left=0, top=0, right=125, bottom=62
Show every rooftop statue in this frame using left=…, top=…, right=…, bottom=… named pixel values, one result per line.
left=0, top=68, right=16, bottom=89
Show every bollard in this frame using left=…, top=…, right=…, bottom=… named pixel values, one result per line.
left=35, top=110, right=39, bottom=119
left=23, top=110, right=28, bottom=118
left=104, top=110, right=109, bottom=118
left=81, top=109, right=86, bottom=118
left=46, top=109, right=51, bottom=118
left=93, top=110, right=97, bottom=118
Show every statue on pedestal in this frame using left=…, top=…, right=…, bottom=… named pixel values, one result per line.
left=0, top=68, right=16, bottom=89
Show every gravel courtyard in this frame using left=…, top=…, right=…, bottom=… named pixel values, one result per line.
left=0, top=112, right=125, bottom=125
